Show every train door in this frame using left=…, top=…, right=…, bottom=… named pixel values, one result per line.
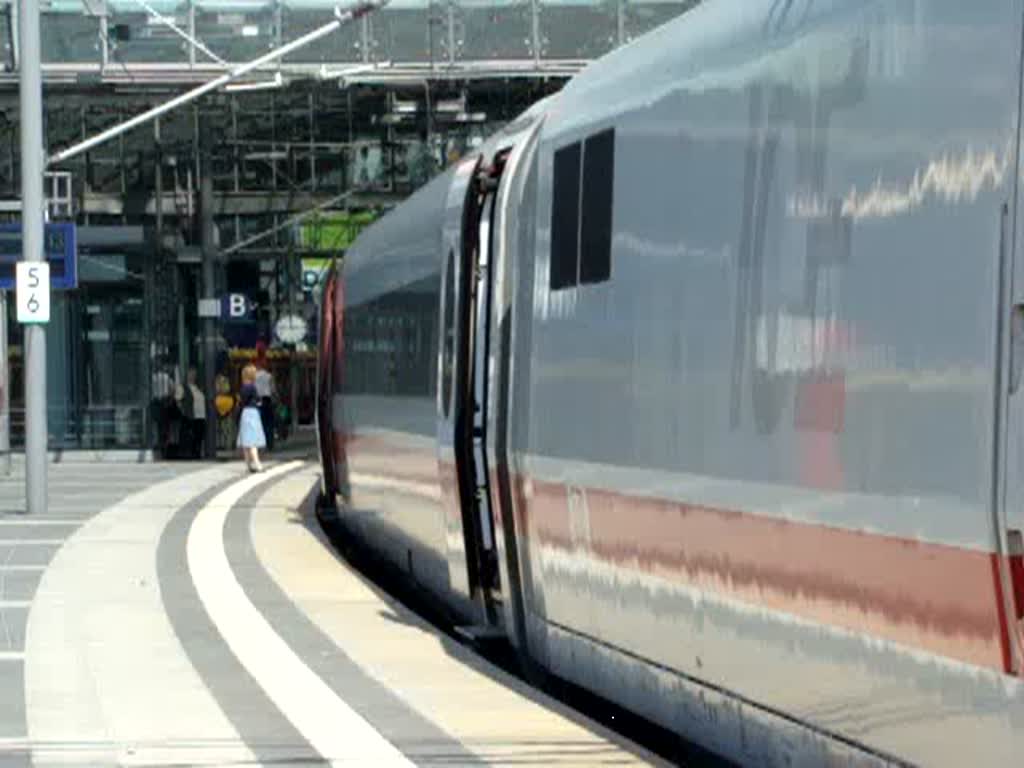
left=485, top=120, right=545, bottom=654
left=438, top=156, right=494, bottom=608
left=996, top=8, right=1024, bottom=678
left=316, top=266, right=338, bottom=508
left=437, top=149, right=519, bottom=627
left=468, top=174, right=501, bottom=598
left=1001, top=188, right=1024, bottom=676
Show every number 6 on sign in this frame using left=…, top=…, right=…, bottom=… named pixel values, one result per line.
left=16, top=262, right=50, bottom=324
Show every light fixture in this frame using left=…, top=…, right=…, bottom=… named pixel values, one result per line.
left=318, top=61, right=392, bottom=81
left=391, top=99, right=418, bottom=114
left=224, top=71, right=285, bottom=93
left=378, top=114, right=412, bottom=125
left=435, top=111, right=487, bottom=124
left=435, top=95, right=466, bottom=114
left=244, top=150, right=288, bottom=161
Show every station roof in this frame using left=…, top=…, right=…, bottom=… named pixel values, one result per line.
left=0, top=0, right=696, bottom=83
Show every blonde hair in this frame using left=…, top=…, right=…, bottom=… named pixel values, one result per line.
left=241, top=364, right=257, bottom=384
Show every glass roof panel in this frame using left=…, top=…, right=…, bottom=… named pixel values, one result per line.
left=32, top=0, right=693, bottom=67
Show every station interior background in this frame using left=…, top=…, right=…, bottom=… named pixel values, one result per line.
left=0, top=0, right=695, bottom=453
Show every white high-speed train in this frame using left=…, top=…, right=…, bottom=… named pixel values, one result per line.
left=317, top=1, right=1024, bottom=763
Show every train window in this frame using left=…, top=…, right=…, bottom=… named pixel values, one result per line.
left=441, top=249, right=455, bottom=418
left=550, top=141, right=581, bottom=290
left=579, top=128, right=614, bottom=284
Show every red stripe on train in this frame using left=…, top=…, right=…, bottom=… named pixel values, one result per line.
left=520, top=477, right=1008, bottom=672
left=338, top=430, right=1010, bottom=673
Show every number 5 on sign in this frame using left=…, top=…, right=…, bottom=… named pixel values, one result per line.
left=16, top=262, right=50, bottom=324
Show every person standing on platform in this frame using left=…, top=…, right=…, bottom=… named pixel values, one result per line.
left=214, top=372, right=236, bottom=451
left=237, top=364, right=266, bottom=472
left=175, top=367, right=207, bottom=459
left=254, top=341, right=276, bottom=451
left=150, top=359, right=174, bottom=457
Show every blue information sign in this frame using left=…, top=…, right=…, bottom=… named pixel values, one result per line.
left=0, top=222, right=78, bottom=290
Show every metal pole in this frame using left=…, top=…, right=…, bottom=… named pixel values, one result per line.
left=270, top=96, right=278, bottom=190
left=446, top=0, right=455, bottom=64
left=48, top=1, right=389, bottom=167
left=155, top=119, right=164, bottom=243
left=530, top=0, right=540, bottom=66
left=188, top=0, right=196, bottom=68
left=199, top=158, right=219, bottom=459
left=99, top=1, right=110, bottom=73
left=20, top=0, right=47, bottom=512
left=288, top=254, right=298, bottom=438
left=427, top=0, right=434, bottom=74
left=147, top=117, right=162, bottom=451
left=360, top=15, right=370, bottom=63
left=231, top=96, right=240, bottom=192
left=274, top=0, right=283, bottom=49
left=424, top=80, right=432, bottom=154
left=309, top=92, right=316, bottom=192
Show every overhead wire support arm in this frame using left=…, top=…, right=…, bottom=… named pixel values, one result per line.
left=46, top=0, right=390, bottom=167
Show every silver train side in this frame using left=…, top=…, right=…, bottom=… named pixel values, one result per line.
left=316, top=1, right=1024, bottom=764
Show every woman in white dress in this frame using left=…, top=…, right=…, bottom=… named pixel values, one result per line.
left=236, top=364, right=266, bottom=472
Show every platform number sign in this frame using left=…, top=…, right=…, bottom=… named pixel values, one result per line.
left=220, top=293, right=252, bottom=322
left=17, top=262, right=50, bottom=324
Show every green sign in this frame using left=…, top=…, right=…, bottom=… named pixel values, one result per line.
left=299, top=211, right=376, bottom=252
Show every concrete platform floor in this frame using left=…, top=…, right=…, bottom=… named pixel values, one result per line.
left=0, top=460, right=659, bottom=767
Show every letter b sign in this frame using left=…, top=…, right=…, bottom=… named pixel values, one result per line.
left=221, top=293, right=251, bottom=322
left=229, top=294, right=247, bottom=318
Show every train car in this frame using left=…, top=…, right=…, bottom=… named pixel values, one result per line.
left=317, top=1, right=1024, bottom=764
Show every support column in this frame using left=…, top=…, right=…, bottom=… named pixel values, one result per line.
left=446, top=0, right=456, bottom=64
left=530, top=0, right=540, bottom=66
left=231, top=96, right=240, bottom=192
left=360, top=15, right=370, bottom=63
left=155, top=120, right=163, bottom=252
left=99, top=0, right=110, bottom=72
left=273, top=0, right=283, bottom=49
left=188, top=0, right=196, bottom=68
left=20, top=0, right=47, bottom=512
left=287, top=254, right=298, bottom=437
left=199, top=152, right=219, bottom=459
left=146, top=118, right=162, bottom=450
left=308, top=92, right=316, bottom=192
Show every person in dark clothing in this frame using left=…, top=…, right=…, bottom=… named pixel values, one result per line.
left=150, top=359, right=175, bottom=458
left=176, top=367, right=207, bottom=459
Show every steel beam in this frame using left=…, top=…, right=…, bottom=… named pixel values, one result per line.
left=20, top=0, right=47, bottom=513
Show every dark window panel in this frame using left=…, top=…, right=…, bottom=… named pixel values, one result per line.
left=580, top=127, right=614, bottom=285
left=550, top=140, right=581, bottom=291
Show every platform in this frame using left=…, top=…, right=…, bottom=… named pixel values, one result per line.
left=0, top=460, right=659, bottom=767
